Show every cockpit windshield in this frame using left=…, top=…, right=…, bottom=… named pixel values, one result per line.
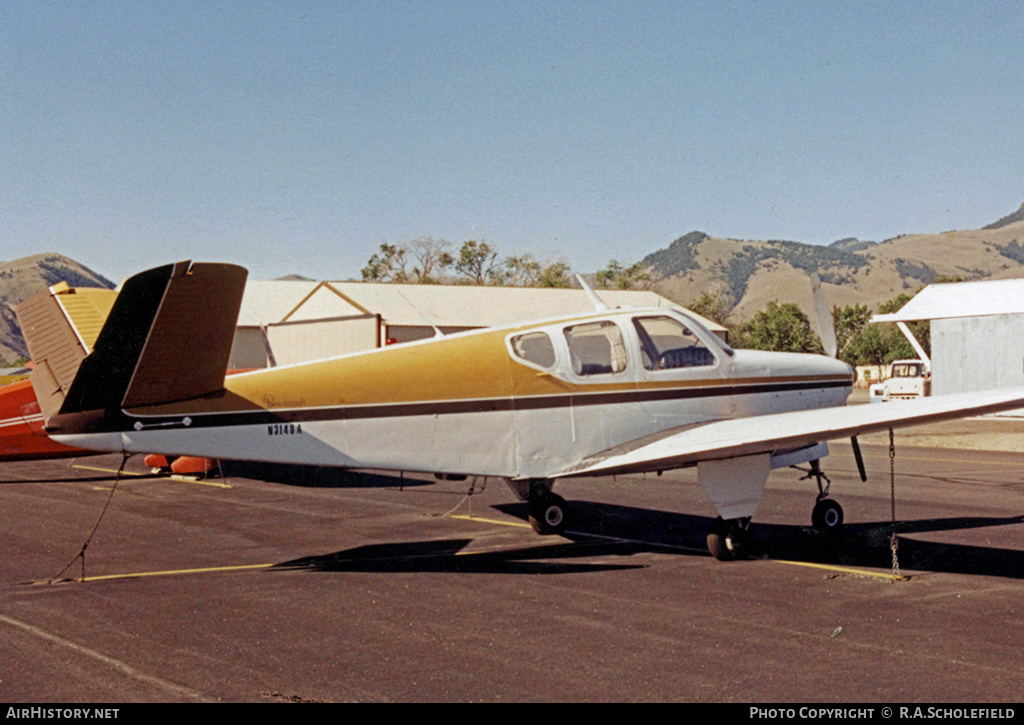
left=633, top=315, right=717, bottom=370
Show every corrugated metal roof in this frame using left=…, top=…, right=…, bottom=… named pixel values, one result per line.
left=239, top=280, right=727, bottom=332
left=872, top=278, right=1024, bottom=323
left=329, top=282, right=726, bottom=332
left=236, top=280, right=319, bottom=326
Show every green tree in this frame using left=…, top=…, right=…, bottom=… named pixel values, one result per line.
left=493, top=254, right=543, bottom=286
left=407, top=237, right=454, bottom=283
left=361, top=238, right=454, bottom=284
left=832, top=303, right=872, bottom=364
left=835, top=293, right=930, bottom=366
left=361, top=243, right=410, bottom=282
left=843, top=324, right=892, bottom=366
left=685, top=292, right=732, bottom=327
left=595, top=259, right=653, bottom=290
left=877, top=292, right=930, bottom=362
left=536, top=259, right=572, bottom=288
left=733, top=301, right=824, bottom=354
left=455, top=240, right=501, bottom=284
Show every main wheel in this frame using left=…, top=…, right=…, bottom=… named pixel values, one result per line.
left=706, top=517, right=732, bottom=561
left=812, top=498, right=844, bottom=531
left=706, top=517, right=751, bottom=561
left=529, top=493, right=569, bottom=535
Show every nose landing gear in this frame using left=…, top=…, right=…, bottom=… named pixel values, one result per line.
left=812, top=496, right=844, bottom=530
left=799, top=459, right=845, bottom=532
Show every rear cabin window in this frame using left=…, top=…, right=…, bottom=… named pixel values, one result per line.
left=510, top=331, right=556, bottom=369
left=564, top=321, right=627, bottom=376
left=632, top=316, right=716, bottom=370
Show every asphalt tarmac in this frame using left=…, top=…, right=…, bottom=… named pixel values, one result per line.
left=1, top=440, right=1022, bottom=702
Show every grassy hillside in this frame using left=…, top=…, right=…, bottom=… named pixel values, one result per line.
left=646, top=204, right=1024, bottom=329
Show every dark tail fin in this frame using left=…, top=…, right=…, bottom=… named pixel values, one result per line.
left=18, top=261, right=247, bottom=420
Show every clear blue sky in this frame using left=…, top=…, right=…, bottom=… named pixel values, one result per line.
left=3, top=1, right=1023, bottom=283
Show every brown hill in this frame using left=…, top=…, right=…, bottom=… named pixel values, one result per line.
left=0, top=253, right=114, bottom=363
left=647, top=205, right=1024, bottom=331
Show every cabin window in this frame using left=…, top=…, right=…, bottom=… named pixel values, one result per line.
left=632, top=316, right=716, bottom=370
left=510, top=331, right=556, bottom=369
left=564, top=321, right=627, bottom=376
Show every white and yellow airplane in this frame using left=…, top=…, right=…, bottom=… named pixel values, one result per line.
left=16, top=261, right=1024, bottom=560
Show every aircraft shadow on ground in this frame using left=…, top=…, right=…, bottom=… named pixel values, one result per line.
left=754, top=515, right=1024, bottom=579
left=220, top=462, right=432, bottom=490
left=274, top=537, right=646, bottom=575
left=274, top=499, right=1024, bottom=580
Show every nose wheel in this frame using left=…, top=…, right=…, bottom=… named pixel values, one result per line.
left=798, top=459, right=845, bottom=532
left=812, top=497, right=844, bottom=530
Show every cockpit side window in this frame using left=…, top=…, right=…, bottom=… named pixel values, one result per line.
left=509, top=331, right=557, bottom=369
left=633, top=316, right=716, bottom=370
left=563, top=321, right=627, bottom=376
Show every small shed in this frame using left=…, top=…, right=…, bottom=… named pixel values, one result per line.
left=872, top=279, right=1024, bottom=402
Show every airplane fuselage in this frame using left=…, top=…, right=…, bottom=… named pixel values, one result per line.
left=46, top=307, right=854, bottom=481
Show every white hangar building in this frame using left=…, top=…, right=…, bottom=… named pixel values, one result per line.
left=229, top=281, right=727, bottom=369
left=873, top=278, right=1024, bottom=402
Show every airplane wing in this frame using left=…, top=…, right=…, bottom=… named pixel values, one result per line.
left=556, top=388, right=1024, bottom=479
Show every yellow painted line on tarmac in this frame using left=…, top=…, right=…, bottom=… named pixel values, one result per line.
left=77, top=563, right=274, bottom=583
left=70, top=464, right=233, bottom=488
left=772, top=559, right=907, bottom=581
left=71, top=464, right=148, bottom=477
left=168, top=475, right=233, bottom=488
left=449, top=514, right=532, bottom=529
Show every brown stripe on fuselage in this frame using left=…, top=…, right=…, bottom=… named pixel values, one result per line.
left=105, top=375, right=853, bottom=435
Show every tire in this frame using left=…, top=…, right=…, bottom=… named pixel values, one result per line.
left=529, top=494, right=569, bottom=535
left=812, top=498, right=844, bottom=531
left=707, top=517, right=735, bottom=561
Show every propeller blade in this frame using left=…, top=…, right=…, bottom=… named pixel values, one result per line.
left=810, top=273, right=838, bottom=358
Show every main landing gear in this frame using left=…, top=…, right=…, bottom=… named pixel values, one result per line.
left=528, top=490, right=570, bottom=535
left=503, top=478, right=571, bottom=535
left=706, top=517, right=752, bottom=561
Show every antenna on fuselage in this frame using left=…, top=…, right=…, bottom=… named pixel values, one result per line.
left=576, top=275, right=610, bottom=312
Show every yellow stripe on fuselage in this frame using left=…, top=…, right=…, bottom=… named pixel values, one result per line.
left=124, top=313, right=851, bottom=418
